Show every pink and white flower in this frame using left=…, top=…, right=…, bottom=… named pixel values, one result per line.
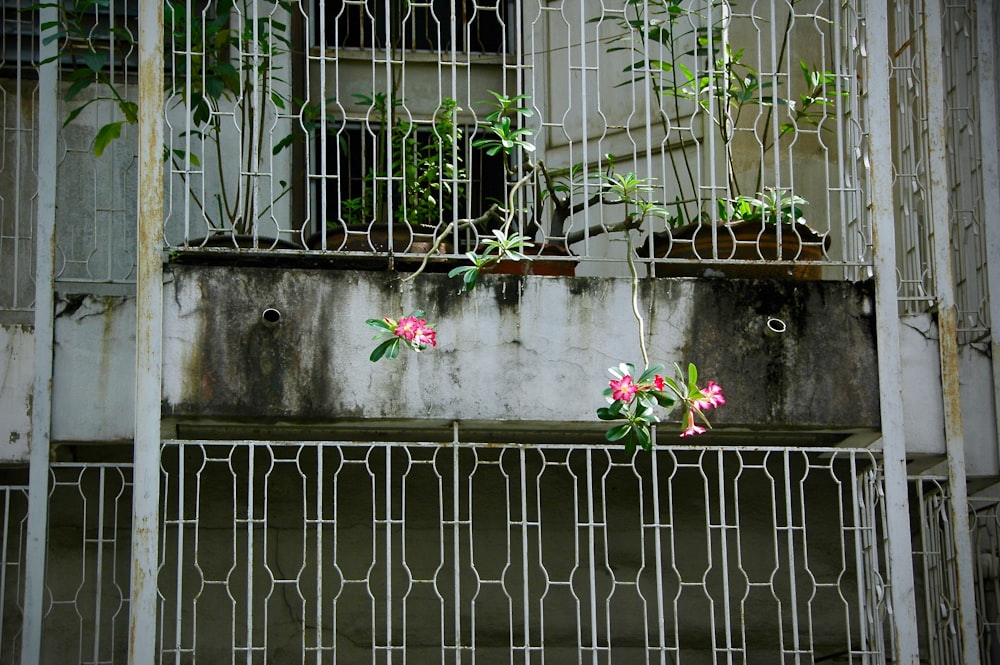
left=610, top=374, right=639, bottom=402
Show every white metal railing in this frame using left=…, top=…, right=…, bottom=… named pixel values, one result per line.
left=13, top=0, right=873, bottom=280
left=0, top=482, right=28, bottom=664
left=972, top=497, right=1000, bottom=665
left=0, top=0, right=39, bottom=318
left=940, top=0, right=991, bottom=345
left=888, top=0, right=993, bottom=342
left=153, top=440, right=891, bottom=663
left=1, top=465, right=134, bottom=665
left=915, top=478, right=965, bottom=665
left=0, top=444, right=899, bottom=662
left=888, top=0, right=936, bottom=315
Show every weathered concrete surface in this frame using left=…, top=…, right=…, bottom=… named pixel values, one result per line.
left=0, top=323, right=33, bottom=461
left=161, top=265, right=880, bottom=441
left=51, top=294, right=136, bottom=443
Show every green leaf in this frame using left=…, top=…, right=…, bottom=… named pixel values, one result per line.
left=597, top=405, right=624, bottom=421
left=64, top=72, right=97, bottom=102
left=637, top=364, right=665, bottom=384
left=653, top=392, right=676, bottom=409
left=92, top=121, right=126, bottom=157
left=369, top=337, right=399, bottom=362
left=636, top=426, right=653, bottom=451
left=80, top=50, right=107, bottom=73
left=61, top=100, right=96, bottom=127
left=366, top=317, right=394, bottom=333
left=606, top=423, right=632, bottom=442
left=119, top=100, right=138, bottom=125
left=272, top=134, right=295, bottom=155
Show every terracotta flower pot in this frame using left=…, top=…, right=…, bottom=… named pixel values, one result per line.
left=650, top=220, right=830, bottom=279
left=305, top=223, right=455, bottom=272
left=484, top=243, right=578, bottom=276
left=169, top=233, right=304, bottom=266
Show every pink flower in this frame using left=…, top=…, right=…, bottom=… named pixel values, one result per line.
left=652, top=375, right=666, bottom=391
left=692, top=381, right=725, bottom=411
left=680, top=411, right=707, bottom=437
left=394, top=315, right=437, bottom=350
left=394, top=315, right=424, bottom=342
left=412, top=326, right=437, bottom=348
left=610, top=375, right=639, bottom=402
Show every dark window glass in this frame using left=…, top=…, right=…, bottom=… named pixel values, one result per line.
left=315, top=122, right=506, bottom=236
left=318, top=0, right=506, bottom=53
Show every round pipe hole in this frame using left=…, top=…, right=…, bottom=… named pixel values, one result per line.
left=765, top=316, right=787, bottom=336
left=262, top=308, right=281, bottom=325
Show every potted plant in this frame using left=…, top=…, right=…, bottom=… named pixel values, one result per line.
left=40, top=0, right=312, bottom=249
left=602, top=0, right=847, bottom=277
left=305, top=92, right=466, bottom=272
left=420, top=91, right=671, bottom=281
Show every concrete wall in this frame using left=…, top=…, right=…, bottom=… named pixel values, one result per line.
left=161, top=266, right=881, bottom=443
left=3, top=269, right=985, bottom=468
left=0, top=324, right=32, bottom=461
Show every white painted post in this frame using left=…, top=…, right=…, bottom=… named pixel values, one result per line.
left=976, top=0, right=1000, bottom=477
left=19, top=3, right=59, bottom=663
left=922, top=0, right=981, bottom=661
left=866, top=0, right=922, bottom=661
left=128, top=0, right=164, bottom=661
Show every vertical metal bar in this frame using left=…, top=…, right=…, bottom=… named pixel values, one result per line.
left=91, top=469, right=107, bottom=662
left=781, top=452, right=802, bottom=663
left=713, top=450, right=734, bottom=664
left=244, top=446, right=255, bottom=664
left=519, top=447, right=530, bottom=664
left=19, top=0, right=59, bottom=659
left=452, top=423, right=461, bottom=664
left=385, top=438, right=393, bottom=664
left=584, top=449, right=599, bottom=665
left=171, top=442, right=187, bottom=664
left=922, top=0, right=981, bottom=660
left=314, top=443, right=324, bottom=664
left=129, top=0, right=165, bottom=660
left=648, top=442, right=668, bottom=664
left=866, top=0, right=922, bottom=661
left=975, top=0, right=1000, bottom=470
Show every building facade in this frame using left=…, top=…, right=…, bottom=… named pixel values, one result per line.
left=1, top=0, right=999, bottom=662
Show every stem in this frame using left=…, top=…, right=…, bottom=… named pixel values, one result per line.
left=625, top=231, right=648, bottom=368
left=399, top=204, right=503, bottom=283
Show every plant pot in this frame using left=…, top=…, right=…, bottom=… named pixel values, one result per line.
left=169, top=233, right=305, bottom=266
left=484, top=243, right=578, bottom=276
left=305, top=223, right=455, bottom=273
left=650, top=220, right=830, bottom=279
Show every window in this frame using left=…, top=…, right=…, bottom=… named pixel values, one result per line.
left=315, top=115, right=506, bottom=234
left=1, top=0, right=139, bottom=76
left=317, top=0, right=507, bottom=53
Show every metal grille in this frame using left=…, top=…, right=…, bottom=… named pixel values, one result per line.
left=0, top=0, right=39, bottom=317
left=6, top=0, right=878, bottom=280
left=157, top=440, right=891, bottom=663
left=941, top=0, right=991, bottom=345
left=887, top=0, right=936, bottom=315
left=915, top=478, right=964, bottom=665
left=41, top=463, right=134, bottom=665
left=969, top=497, right=1000, bottom=664
left=0, top=481, right=28, bottom=664
left=972, top=496, right=1000, bottom=665
left=50, top=0, right=139, bottom=288
left=152, top=0, right=871, bottom=278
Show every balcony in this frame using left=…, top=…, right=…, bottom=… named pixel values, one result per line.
left=3, top=0, right=869, bottom=283
left=4, top=0, right=998, bottom=663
